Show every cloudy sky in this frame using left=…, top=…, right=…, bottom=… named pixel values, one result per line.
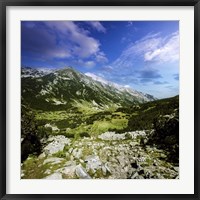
left=21, top=21, right=179, bottom=98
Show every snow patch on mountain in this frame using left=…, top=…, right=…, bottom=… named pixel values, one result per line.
left=85, top=73, right=108, bottom=85
left=85, top=72, right=148, bottom=98
left=85, top=72, right=128, bottom=91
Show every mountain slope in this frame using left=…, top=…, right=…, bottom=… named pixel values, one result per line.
left=21, top=67, right=156, bottom=111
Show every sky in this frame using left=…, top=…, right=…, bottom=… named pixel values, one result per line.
left=21, top=21, right=179, bottom=99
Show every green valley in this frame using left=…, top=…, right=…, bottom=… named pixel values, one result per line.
left=21, top=67, right=179, bottom=179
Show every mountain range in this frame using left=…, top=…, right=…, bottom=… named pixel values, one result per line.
left=21, top=67, right=156, bottom=111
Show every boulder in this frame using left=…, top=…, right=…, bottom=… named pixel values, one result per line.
left=85, top=155, right=102, bottom=173
left=75, top=165, right=91, bottom=179
left=43, top=135, right=71, bottom=156
left=43, top=157, right=64, bottom=165
left=44, top=172, right=62, bottom=179
left=131, top=172, right=139, bottom=179
left=58, top=165, right=76, bottom=178
left=72, top=148, right=82, bottom=159
left=38, top=152, right=46, bottom=159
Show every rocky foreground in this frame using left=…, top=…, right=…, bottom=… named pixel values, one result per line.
left=21, top=130, right=179, bottom=179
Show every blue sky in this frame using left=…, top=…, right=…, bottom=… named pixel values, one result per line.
left=21, top=21, right=179, bottom=98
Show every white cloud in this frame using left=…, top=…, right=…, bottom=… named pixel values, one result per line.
left=112, top=31, right=179, bottom=70
left=85, top=61, right=96, bottom=68
left=76, top=59, right=96, bottom=68
left=102, top=65, right=113, bottom=71
left=43, top=21, right=107, bottom=59
left=144, top=32, right=179, bottom=63
left=87, top=21, right=106, bottom=33
left=124, top=85, right=131, bottom=88
left=95, top=52, right=108, bottom=63
left=139, top=32, right=161, bottom=42
left=50, top=49, right=71, bottom=58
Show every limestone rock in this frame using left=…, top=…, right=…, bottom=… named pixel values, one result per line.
left=44, top=172, right=63, bottom=179
left=75, top=165, right=91, bottom=179
left=43, top=135, right=70, bottom=155
left=72, top=148, right=82, bottom=159
left=43, top=157, right=64, bottom=165
left=85, top=155, right=102, bottom=173
left=59, top=165, right=76, bottom=178
left=38, top=152, right=46, bottom=159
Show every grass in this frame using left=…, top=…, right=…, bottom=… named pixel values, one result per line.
left=52, top=150, right=67, bottom=158
left=35, top=111, right=69, bottom=121
left=81, top=147, right=94, bottom=160
left=72, top=100, right=102, bottom=114
left=34, top=107, right=130, bottom=138
left=72, top=100, right=119, bottom=114
left=21, top=155, right=66, bottom=179
left=90, top=118, right=128, bottom=135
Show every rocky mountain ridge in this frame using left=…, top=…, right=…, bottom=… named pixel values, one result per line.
left=22, top=67, right=156, bottom=111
